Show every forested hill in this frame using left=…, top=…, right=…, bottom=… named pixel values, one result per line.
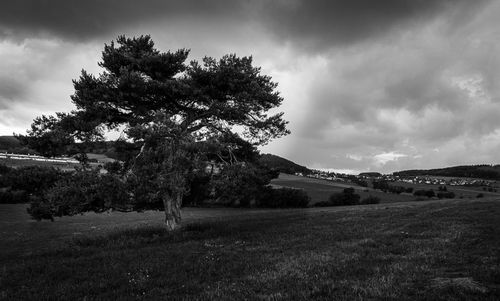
left=0, top=136, right=21, bottom=150
left=0, top=136, right=36, bottom=154
left=394, top=165, right=500, bottom=180
left=258, top=153, right=311, bottom=175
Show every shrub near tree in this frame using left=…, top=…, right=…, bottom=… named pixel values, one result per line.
left=21, top=35, right=289, bottom=229
left=315, top=188, right=379, bottom=207
left=0, top=165, right=64, bottom=204
left=29, top=170, right=129, bottom=220
left=256, top=187, right=310, bottom=208
left=315, top=187, right=361, bottom=207
left=413, top=189, right=435, bottom=199
left=212, top=163, right=276, bottom=207
left=436, top=191, right=455, bottom=199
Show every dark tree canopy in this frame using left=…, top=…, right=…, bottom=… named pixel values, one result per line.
left=22, top=35, right=289, bottom=229
left=65, top=35, right=288, bottom=142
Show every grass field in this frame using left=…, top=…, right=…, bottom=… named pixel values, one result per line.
left=391, top=181, right=500, bottom=199
left=0, top=152, right=113, bottom=170
left=272, top=173, right=416, bottom=204
left=271, top=173, right=500, bottom=205
left=0, top=158, right=80, bottom=170
left=1, top=198, right=499, bottom=300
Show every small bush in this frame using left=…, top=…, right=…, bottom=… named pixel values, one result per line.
left=313, top=201, right=332, bottom=207
left=414, top=189, right=435, bottom=198
left=257, top=187, right=310, bottom=208
left=438, top=185, right=448, bottom=192
left=437, top=191, right=455, bottom=199
left=327, top=188, right=361, bottom=206
left=361, top=196, right=381, bottom=204
left=28, top=171, right=130, bottom=220
left=27, top=196, right=55, bottom=221
left=476, top=193, right=484, bottom=198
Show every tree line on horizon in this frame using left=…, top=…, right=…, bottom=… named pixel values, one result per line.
left=394, top=165, right=500, bottom=180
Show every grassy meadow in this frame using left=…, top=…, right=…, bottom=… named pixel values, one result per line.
left=0, top=158, right=80, bottom=170
left=272, top=173, right=500, bottom=204
left=391, top=181, right=500, bottom=199
left=0, top=153, right=112, bottom=171
left=1, top=198, right=499, bottom=300
left=271, top=173, right=416, bottom=204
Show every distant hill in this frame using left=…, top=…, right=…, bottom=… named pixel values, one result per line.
left=0, top=136, right=22, bottom=150
left=258, top=153, right=311, bottom=175
left=0, top=136, right=37, bottom=154
left=394, top=165, right=500, bottom=180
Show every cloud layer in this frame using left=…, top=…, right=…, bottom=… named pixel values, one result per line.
left=1, top=0, right=499, bottom=173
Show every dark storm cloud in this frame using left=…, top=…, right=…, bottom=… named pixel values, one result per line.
left=1, top=0, right=499, bottom=173
left=276, top=0, right=500, bottom=172
left=0, top=0, right=489, bottom=48
left=257, top=0, right=486, bottom=51
left=0, top=0, right=249, bottom=41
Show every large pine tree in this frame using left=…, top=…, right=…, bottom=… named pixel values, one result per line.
left=22, top=35, right=289, bottom=229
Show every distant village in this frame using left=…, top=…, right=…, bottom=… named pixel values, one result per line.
left=296, top=170, right=497, bottom=187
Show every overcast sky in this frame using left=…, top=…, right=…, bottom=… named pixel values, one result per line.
left=1, top=0, right=499, bottom=173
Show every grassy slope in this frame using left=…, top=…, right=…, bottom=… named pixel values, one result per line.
left=259, top=153, right=311, bottom=175
left=0, top=152, right=113, bottom=170
left=0, top=158, right=80, bottom=170
left=392, top=181, right=500, bottom=199
left=1, top=199, right=499, bottom=300
left=271, top=173, right=500, bottom=204
left=272, top=173, right=416, bottom=204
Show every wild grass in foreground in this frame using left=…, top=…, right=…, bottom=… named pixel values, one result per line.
left=1, top=200, right=499, bottom=300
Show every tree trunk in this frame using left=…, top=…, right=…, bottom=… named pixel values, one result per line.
left=163, top=192, right=182, bottom=231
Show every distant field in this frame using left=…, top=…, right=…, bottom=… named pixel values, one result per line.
left=0, top=152, right=113, bottom=170
left=0, top=158, right=80, bottom=170
left=392, top=181, right=500, bottom=199
left=1, top=199, right=498, bottom=300
left=271, top=173, right=500, bottom=204
left=272, top=173, right=416, bottom=204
